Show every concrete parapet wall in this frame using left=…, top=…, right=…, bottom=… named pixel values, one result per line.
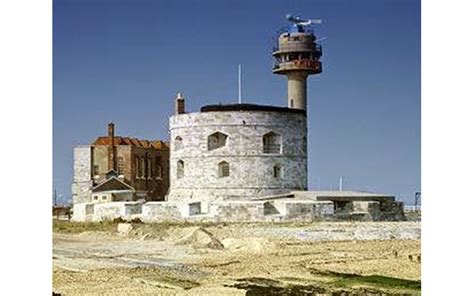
left=72, top=202, right=142, bottom=222
left=313, top=201, right=334, bottom=218
left=272, top=200, right=334, bottom=221
left=352, top=201, right=381, bottom=221
left=141, top=202, right=183, bottom=222
left=94, top=202, right=143, bottom=222
left=209, top=201, right=265, bottom=222
left=71, top=196, right=404, bottom=223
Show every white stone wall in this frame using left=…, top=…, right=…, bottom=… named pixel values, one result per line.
left=142, top=202, right=183, bottom=222
left=71, top=146, right=93, bottom=205
left=209, top=201, right=265, bottom=222
left=72, top=202, right=143, bottom=222
left=168, top=111, right=307, bottom=202
left=272, top=200, right=334, bottom=221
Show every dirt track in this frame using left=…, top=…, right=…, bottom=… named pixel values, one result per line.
left=53, top=221, right=421, bottom=295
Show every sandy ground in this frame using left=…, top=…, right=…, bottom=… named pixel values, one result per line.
left=53, top=221, right=421, bottom=295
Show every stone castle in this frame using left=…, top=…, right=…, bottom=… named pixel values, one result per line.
left=71, top=15, right=405, bottom=222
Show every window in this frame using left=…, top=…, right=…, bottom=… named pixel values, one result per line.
left=140, top=157, right=146, bottom=179
left=93, top=165, right=99, bottom=177
left=175, top=136, right=183, bottom=151
left=94, top=196, right=98, bottom=200
left=156, top=165, right=162, bottom=179
left=117, top=157, right=124, bottom=175
left=189, top=202, right=201, bottom=216
left=263, top=132, right=282, bottom=154
left=102, top=195, right=107, bottom=200
left=273, top=165, right=282, bottom=178
left=177, top=160, right=184, bottom=179
left=156, top=156, right=162, bottom=179
left=207, top=132, right=228, bottom=151
left=218, top=161, right=230, bottom=178
left=135, top=157, right=140, bottom=179
left=147, top=158, right=152, bottom=179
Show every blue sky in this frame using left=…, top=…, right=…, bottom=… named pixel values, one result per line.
left=53, top=0, right=420, bottom=204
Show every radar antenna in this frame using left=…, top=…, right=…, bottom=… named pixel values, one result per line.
left=286, top=14, right=322, bottom=32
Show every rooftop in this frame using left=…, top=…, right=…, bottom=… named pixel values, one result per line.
left=200, top=103, right=306, bottom=115
left=93, top=137, right=169, bottom=149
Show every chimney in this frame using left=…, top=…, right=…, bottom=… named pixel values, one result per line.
left=108, top=122, right=116, bottom=172
left=175, top=92, right=185, bottom=114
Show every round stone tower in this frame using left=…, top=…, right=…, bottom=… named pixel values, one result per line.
left=167, top=104, right=307, bottom=203
left=272, top=15, right=323, bottom=110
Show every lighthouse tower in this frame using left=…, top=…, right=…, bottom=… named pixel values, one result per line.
left=272, top=14, right=323, bottom=110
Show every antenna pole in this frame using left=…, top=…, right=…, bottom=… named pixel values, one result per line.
left=238, top=64, right=242, bottom=104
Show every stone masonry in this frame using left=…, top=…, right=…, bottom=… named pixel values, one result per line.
left=168, top=106, right=308, bottom=202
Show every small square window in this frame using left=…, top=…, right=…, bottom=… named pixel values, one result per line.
left=273, top=165, right=282, bottom=178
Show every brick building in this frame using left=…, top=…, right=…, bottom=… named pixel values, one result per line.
left=72, top=123, right=169, bottom=204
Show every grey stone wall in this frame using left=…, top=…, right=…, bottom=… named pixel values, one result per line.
left=168, top=111, right=307, bottom=202
left=209, top=201, right=265, bottom=222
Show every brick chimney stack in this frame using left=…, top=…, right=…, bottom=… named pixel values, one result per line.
left=108, top=122, right=116, bottom=171
left=175, top=92, right=185, bottom=115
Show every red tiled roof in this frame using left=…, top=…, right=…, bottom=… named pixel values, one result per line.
left=92, top=136, right=168, bottom=150
left=151, top=140, right=170, bottom=149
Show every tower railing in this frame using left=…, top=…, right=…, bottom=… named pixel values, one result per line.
left=273, top=59, right=322, bottom=73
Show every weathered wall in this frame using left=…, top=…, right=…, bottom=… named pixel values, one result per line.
left=141, top=202, right=183, bottom=222
left=272, top=200, right=334, bottom=221
left=352, top=201, right=381, bottom=221
left=379, top=201, right=406, bottom=221
left=92, top=145, right=109, bottom=178
left=209, top=201, right=265, bottom=222
left=168, top=111, right=307, bottom=202
left=129, top=146, right=169, bottom=201
left=71, top=198, right=404, bottom=223
left=74, top=142, right=170, bottom=203
left=71, top=146, right=93, bottom=205
left=91, top=202, right=143, bottom=221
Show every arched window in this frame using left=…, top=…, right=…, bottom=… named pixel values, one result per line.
left=174, top=136, right=183, bottom=151
left=207, top=132, right=228, bottom=151
left=263, top=132, right=282, bottom=154
left=218, top=161, right=230, bottom=178
left=156, top=164, right=162, bottom=179
left=177, top=160, right=184, bottom=179
left=156, top=156, right=162, bottom=179
left=147, top=158, right=152, bottom=179
left=140, top=157, right=146, bottom=178
left=273, top=165, right=282, bottom=178
left=117, top=156, right=124, bottom=175
left=135, top=157, right=139, bottom=179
